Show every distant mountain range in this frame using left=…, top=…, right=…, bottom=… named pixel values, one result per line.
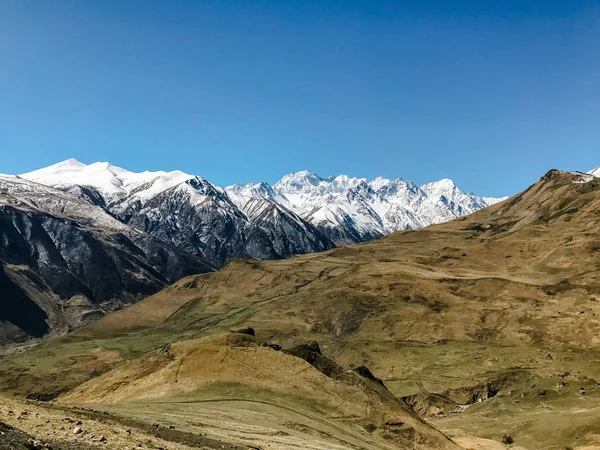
left=22, top=158, right=507, bottom=246
left=0, top=158, right=525, bottom=344
left=232, top=170, right=507, bottom=244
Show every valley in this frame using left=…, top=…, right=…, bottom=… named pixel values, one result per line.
left=2, top=0, right=597, bottom=447
left=2, top=168, right=600, bottom=449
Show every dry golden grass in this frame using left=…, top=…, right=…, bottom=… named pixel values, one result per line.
left=59, top=332, right=460, bottom=449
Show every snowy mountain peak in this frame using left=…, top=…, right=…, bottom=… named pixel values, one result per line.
left=421, top=178, right=458, bottom=193
left=22, top=160, right=127, bottom=197
left=22, top=158, right=86, bottom=178
left=225, top=181, right=288, bottom=212
left=21, top=160, right=194, bottom=203
left=274, top=171, right=366, bottom=200
left=54, top=157, right=87, bottom=169
left=588, top=167, right=600, bottom=177
left=227, top=181, right=274, bottom=197
left=370, top=176, right=395, bottom=191
left=275, top=170, right=323, bottom=192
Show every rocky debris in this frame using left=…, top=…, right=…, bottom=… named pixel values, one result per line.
left=402, top=392, right=462, bottom=418
left=502, top=434, right=514, bottom=445
left=353, top=366, right=385, bottom=386
left=441, top=372, right=525, bottom=405
left=26, top=392, right=62, bottom=402
left=230, top=327, right=255, bottom=336
left=363, top=424, right=377, bottom=433
left=403, top=372, right=532, bottom=419
left=154, top=344, right=174, bottom=360
left=0, top=421, right=64, bottom=450
left=261, top=342, right=282, bottom=351
left=307, top=341, right=321, bottom=354
left=226, top=332, right=258, bottom=348
left=30, top=440, right=53, bottom=450
left=285, top=342, right=346, bottom=380
left=72, top=426, right=83, bottom=434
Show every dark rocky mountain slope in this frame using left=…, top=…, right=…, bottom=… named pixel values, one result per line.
left=0, top=176, right=214, bottom=345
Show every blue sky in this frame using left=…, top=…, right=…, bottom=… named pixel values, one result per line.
left=1, top=1, right=599, bottom=196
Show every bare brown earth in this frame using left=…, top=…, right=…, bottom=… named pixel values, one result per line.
left=3, top=169, right=600, bottom=449
left=0, top=394, right=236, bottom=449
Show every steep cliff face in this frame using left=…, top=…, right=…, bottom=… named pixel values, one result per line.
left=112, top=177, right=250, bottom=267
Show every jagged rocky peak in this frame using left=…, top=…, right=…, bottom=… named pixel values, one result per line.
left=371, top=176, right=419, bottom=194
left=272, top=170, right=506, bottom=242
left=275, top=170, right=324, bottom=191
left=275, top=170, right=365, bottom=196
left=225, top=181, right=289, bottom=211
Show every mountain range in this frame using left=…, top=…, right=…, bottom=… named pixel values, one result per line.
left=22, top=158, right=507, bottom=247
left=4, top=159, right=596, bottom=345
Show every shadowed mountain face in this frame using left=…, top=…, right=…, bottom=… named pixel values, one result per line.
left=4, top=170, right=600, bottom=449
left=0, top=266, right=48, bottom=340
left=0, top=179, right=216, bottom=345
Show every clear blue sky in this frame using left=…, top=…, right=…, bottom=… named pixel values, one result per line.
left=1, top=1, right=599, bottom=196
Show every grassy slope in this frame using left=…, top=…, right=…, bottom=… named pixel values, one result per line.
left=58, top=332, right=459, bottom=449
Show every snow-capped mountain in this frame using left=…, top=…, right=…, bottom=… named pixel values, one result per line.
left=0, top=174, right=215, bottom=343
left=272, top=172, right=386, bottom=243
left=22, top=158, right=196, bottom=207
left=22, top=160, right=335, bottom=267
left=20, top=160, right=507, bottom=250
left=226, top=182, right=289, bottom=211
left=589, top=167, right=600, bottom=178
left=271, top=170, right=506, bottom=244
left=19, top=159, right=507, bottom=250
